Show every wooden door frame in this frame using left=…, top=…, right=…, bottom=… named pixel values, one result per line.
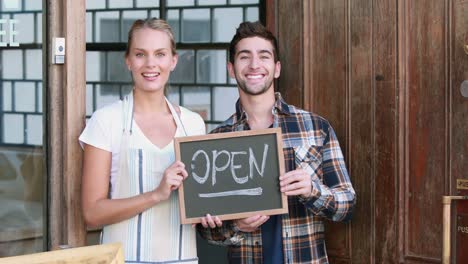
left=44, top=0, right=86, bottom=250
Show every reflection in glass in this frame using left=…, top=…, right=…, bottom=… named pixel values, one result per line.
left=246, top=7, right=259, bottom=21
left=86, top=0, right=106, bottom=9
left=86, top=12, right=93, bottom=42
left=122, top=11, right=148, bottom=42
left=26, top=50, right=42, bottom=80
left=199, top=0, right=227, bottom=5
left=2, top=82, right=12, bottom=111
left=107, top=52, right=131, bottom=82
left=213, top=8, right=242, bottom=42
left=108, top=0, right=133, bottom=9
left=181, top=87, right=210, bottom=120
left=1, top=2, right=45, bottom=255
left=168, top=0, right=194, bottom=7
left=26, top=115, right=42, bottom=145
left=3, top=114, right=24, bottom=143
left=171, top=50, right=195, bottom=83
left=95, top=12, right=120, bottom=42
left=213, top=86, right=238, bottom=121
left=167, top=10, right=180, bottom=42
left=197, top=50, right=226, bottom=84
left=2, top=50, right=23, bottom=79
left=230, top=0, right=259, bottom=4
left=95, top=84, right=123, bottom=109
left=137, top=0, right=160, bottom=8
left=14, top=82, right=36, bottom=112
left=86, top=52, right=101, bottom=82
left=182, top=9, right=210, bottom=42
left=13, top=13, right=34, bottom=44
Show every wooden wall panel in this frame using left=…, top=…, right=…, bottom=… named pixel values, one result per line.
left=405, top=0, right=447, bottom=261
left=452, top=1, right=468, bottom=190
left=46, top=0, right=86, bottom=249
left=373, top=0, right=399, bottom=263
left=307, top=0, right=351, bottom=262
left=347, top=0, right=373, bottom=263
left=276, top=0, right=303, bottom=107
left=275, top=0, right=466, bottom=262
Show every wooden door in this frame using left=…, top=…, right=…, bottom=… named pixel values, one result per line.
left=268, top=0, right=468, bottom=262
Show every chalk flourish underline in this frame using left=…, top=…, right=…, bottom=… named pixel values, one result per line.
left=198, top=187, right=263, bottom=198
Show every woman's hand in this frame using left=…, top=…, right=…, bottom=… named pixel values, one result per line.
left=154, top=161, right=188, bottom=201
left=200, top=214, right=223, bottom=228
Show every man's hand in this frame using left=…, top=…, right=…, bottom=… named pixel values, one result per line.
left=279, top=168, right=312, bottom=199
left=234, top=215, right=269, bottom=233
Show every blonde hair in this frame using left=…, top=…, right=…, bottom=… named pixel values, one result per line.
left=125, top=18, right=177, bottom=57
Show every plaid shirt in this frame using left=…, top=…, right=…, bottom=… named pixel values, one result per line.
left=198, top=93, right=355, bottom=264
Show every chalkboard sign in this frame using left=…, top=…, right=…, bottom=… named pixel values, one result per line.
left=174, top=128, right=288, bottom=224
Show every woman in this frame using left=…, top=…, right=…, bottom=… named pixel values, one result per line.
left=79, top=18, right=205, bottom=263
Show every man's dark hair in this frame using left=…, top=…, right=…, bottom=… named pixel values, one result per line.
left=229, top=21, right=279, bottom=64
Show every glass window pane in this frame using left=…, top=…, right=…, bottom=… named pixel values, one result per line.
left=182, top=9, right=210, bottom=43
left=26, top=49, right=42, bottom=80
left=86, top=12, right=93, bottom=42
left=246, top=7, right=259, bottom=21
left=86, top=0, right=106, bottom=9
left=206, top=123, right=217, bottom=132
left=36, top=13, right=42, bottom=43
left=2, top=50, right=23, bottom=79
left=181, top=86, right=210, bottom=120
left=213, top=8, right=242, bottom=42
left=3, top=113, right=24, bottom=144
left=197, top=50, right=226, bottom=83
left=37, top=82, right=42, bottom=113
left=86, top=51, right=101, bottom=82
left=1, top=3, right=45, bottom=257
left=168, top=0, right=194, bottom=7
left=13, top=13, right=34, bottom=44
left=230, top=0, right=259, bottom=4
left=86, top=84, right=94, bottom=116
left=167, top=86, right=180, bottom=105
left=171, top=49, right=194, bottom=83
left=150, top=10, right=160, bottom=19
left=95, top=12, right=120, bottom=42
left=137, top=0, right=159, bottom=8
left=107, top=51, right=131, bottom=82
left=25, top=1, right=41, bottom=11
left=15, top=82, right=36, bottom=112
left=213, top=86, right=238, bottom=121
left=108, top=0, right=133, bottom=8
left=167, top=10, right=180, bottom=42
left=96, top=84, right=121, bottom=109
left=3, top=82, right=12, bottom=111
left=1, top=0, right=22, bottom=11
left=26, top=115, right=42, bottom=145
left=199, top=0, right=227, bottom=5
left=122, top=11, right=148, bottom=42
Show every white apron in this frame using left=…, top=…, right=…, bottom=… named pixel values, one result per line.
left=102, top=92, right=198, bottom=264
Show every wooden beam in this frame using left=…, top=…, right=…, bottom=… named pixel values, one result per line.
left=46, top=0, right=86, bottom=249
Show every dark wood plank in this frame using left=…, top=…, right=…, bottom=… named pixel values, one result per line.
left=374, top=0, right=399, bottom=263
left=347, top=0, right=373, bottom=262
left=307, top=0, right=351, bottom=261
left=405, top=0, right=448, bottom=260
left=452, top=0, right=468, bottom=262
left=277, top=0, right=303, bottom=108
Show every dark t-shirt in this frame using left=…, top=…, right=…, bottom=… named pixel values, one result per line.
left=261, top=214, right=284, bottom=263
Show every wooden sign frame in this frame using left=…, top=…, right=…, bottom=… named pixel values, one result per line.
left=174, top=128, right=287, bottom=224
left=0, top=243, right=124, bottom=264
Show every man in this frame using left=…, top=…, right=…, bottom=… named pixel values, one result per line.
left=198, top=21, right=355, bottom=264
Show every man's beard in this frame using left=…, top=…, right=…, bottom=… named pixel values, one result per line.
left=236, top=78, right=274, bottom=96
